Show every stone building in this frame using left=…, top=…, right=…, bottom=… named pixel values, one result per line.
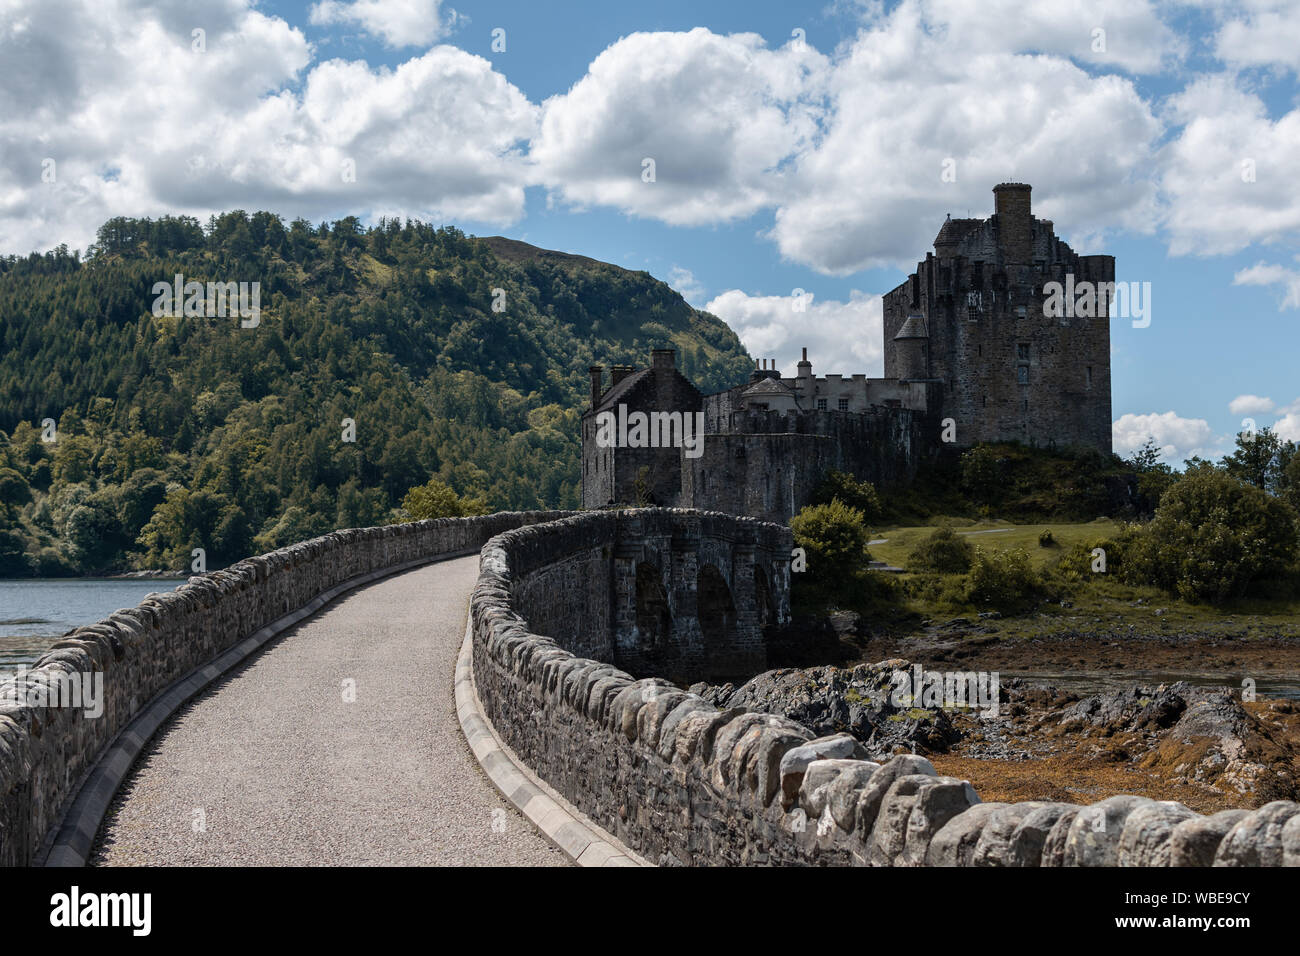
left=582, top=183, right=1114, bottom=523
left=883, top=182, right=1113, bottom=451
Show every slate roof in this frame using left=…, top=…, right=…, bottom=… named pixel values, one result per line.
left=893, top=314, right=929, bottom=339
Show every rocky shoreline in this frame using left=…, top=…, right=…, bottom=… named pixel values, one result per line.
left=689, top=658, right=1300, bottom=814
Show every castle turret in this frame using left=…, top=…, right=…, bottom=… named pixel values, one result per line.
left=892, top=313, right=929, bottom=380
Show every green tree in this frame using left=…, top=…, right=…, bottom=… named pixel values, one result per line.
left=790, top=499, right=871, bottom=586
left=399, top=477, right=487, bottom=521
left=1223, top=427, right=1293, bottom=493
left=1126, top=468, right=1298, bottom=603
left=810, top=471, right=882, bottom=522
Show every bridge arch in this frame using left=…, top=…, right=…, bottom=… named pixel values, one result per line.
left=696, top=563, right=736, bottom=644
left=634, top=561, right=672, bottom=649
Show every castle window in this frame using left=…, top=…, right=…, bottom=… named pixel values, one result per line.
left=966, top=291, right=980, bottom=321
left=1017, top=366, right=1029, bottom=385
left=838, top=398, right=849, bottom=412
left=1016, top=305, right=1027, bottom=319
left=1016, top=343, right=1030, bottom=361
left=816, top=398, right=827, bottom=411
left=1086, top=366, right=1093, bottom=389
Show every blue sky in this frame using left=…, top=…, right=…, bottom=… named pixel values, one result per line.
left=3, top=0, right=1299, bottom=463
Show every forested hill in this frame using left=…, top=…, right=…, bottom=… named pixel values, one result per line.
left=0, top=212, right=754, bottom=575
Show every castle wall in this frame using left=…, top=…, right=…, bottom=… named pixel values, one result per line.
left=681, top=407, right=931, bottom=523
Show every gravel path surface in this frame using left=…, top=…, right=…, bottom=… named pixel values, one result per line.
left=92, top=555, right=567, bottom=866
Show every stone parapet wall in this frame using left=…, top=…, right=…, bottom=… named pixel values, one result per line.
left=473, top=511, right=1300, bottom=867
left=0, top=511, right=571, bottom=867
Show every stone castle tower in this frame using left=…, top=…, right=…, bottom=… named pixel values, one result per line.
left=882, top=183, right=1113, bottom=453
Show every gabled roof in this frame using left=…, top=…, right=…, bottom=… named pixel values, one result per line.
left=742, top=377, right=795, bottom=396
left=593, top=367, right=653, bottom=411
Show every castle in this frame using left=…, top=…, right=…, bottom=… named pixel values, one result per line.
left=582, top=184, right=1114, bottom=523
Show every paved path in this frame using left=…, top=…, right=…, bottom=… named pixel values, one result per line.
left=92, top=555, right=567, bottom=866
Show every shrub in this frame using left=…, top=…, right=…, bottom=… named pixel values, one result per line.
left=1124, top=469, right=1298, bottom=603
left=964, top=547, right=1042, bottom=612
left=907, top=526, right=974, bottom=573
left=791, top=499, right=871, bottom=588
left=1038, top=529, right=1054, bottom=548
left=960, top=445, right=1006, bottom=506
left=1053, top=533, right=1133, bottom=583
left=810, top=471, right=882, bottom=523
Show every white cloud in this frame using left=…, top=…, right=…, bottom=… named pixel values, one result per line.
left=905, top=0, right=1183, bottom=74
left=668, top=267, right=706, bottom=307
left=1233, top=258, right=1300, bottom=308
left=309, top=0, right=456, bottom=48
left=1228, top=393, right=1275, bottom=415
left=1159, top=75, right=1300, bottom=257
left=703, top=289, right=883, bottom=375
left=532, top=11, right=1165, bottom=274
left=1214, top=0, right=1300, bottom=72
left=1274, top=412, right=1300, bottom=442
left=0, top=0, right=534, bottom=255
left=1112, top=411, right=1221, bottom=464
left=768, top=3, right=1163, bottom=273
left=532, top=28, right=829, bottom=227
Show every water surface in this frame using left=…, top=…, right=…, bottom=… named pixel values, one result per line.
left=0, top=578, right=186, bottom=668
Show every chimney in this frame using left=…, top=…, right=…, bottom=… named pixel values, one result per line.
left=993, top=182, right=1033, bottom=265
left=797, top=347, right=813, bottom=392
left=610, top=365, right=635, bottom=387
left=651, top=348, right=675, bottom=371
left=589, top=366, right=603, bottom=409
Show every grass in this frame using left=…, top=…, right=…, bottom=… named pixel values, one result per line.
left=868, top=517, right=1120, bottom=571
left=857, top=518, right=1300, bottom=635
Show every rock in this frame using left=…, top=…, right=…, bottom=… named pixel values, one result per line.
left=1282, top=814, right=1300, bottom=867
left=778, top=732, right=867, bottom=810
left=927, top=803, right=1008, bottom=866
left=1039, top=806, right=1083, bottom=867
left=854, top=754, right=936, bottom=838
left=825, top=761, right=880, bottom=832
left=868, top=773, right=979, bottom=866
left=1063, top=796, right=1150, bottom=867
left=721, top=660, right=960, bottom=754
left=1116, top=801, right=1199, bottom=867
left=1213, top=801, right=1300, bottom=866
left=1169, top=810, right=1249, bottom=867
left=798, top=759, right=865, bottom=820
left=655, top=696, right=714, bottom=762
left=973, top=801, right=1069, bottom=867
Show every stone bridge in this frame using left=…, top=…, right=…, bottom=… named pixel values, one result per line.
left=1, top=509, right=1297, bottom=868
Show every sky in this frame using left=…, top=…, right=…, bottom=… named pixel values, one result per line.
left=2, top=0, right=1299, bottom=465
